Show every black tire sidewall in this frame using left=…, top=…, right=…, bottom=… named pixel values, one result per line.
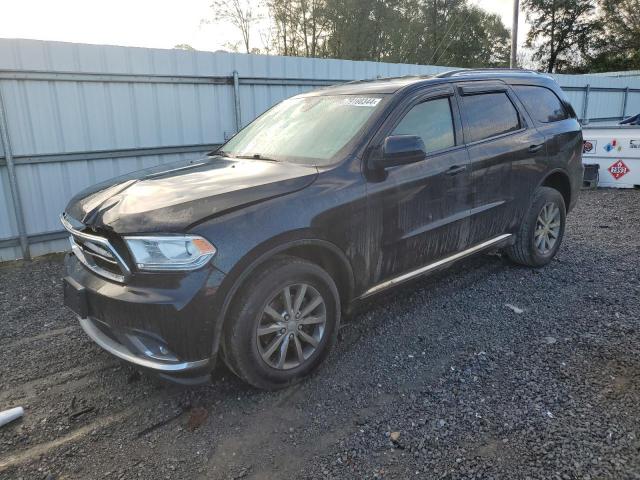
left=225, top=258, right=340, bottom=389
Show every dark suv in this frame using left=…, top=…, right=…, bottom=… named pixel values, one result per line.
left=62, top=69, right=583, bottom=389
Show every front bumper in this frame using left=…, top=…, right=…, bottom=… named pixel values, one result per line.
left=78, top=316, right=210, bottom=373
left=63, top=252, right=226, bottom=383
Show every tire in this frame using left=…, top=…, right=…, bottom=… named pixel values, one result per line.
left=507, top=186, right=566, bottom=267
left=222, top=255, right=340, bottom=390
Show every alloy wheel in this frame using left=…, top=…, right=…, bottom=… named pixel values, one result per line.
left=534, top=202, right=561, bottom=255
left=256, top=283, right=327, bottom=370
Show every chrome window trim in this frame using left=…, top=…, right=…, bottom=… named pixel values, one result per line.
left=60, top=214, right=131, bottom=283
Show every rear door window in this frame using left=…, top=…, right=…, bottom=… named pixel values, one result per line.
left=512, top=85, right=569, bottom=123
left=392, top=97, right=455, bottom=153
left=460, top=92, right=521, bottom=143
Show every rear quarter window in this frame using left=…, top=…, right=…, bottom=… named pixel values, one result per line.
left=513, top=85, right=570, bottom=123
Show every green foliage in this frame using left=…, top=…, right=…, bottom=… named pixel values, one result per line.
left=207, top=0, right=638, bottom=74
left=584, top=0, right=640, bottom=72
left=264, top=0, right=510, bottom=67
left=522, top=0, right=640, bottom=73
left=522, top=0, right=598, bottom=73
left=173, top=44, right=195, bottom=51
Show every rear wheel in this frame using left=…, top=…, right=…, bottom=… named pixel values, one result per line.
left=507, top=186, right=566, bottom=267
left=222, top=256, right=340, bottom=390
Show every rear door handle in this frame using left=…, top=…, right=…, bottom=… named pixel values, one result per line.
left=529, top=143, right=544, bottom=153
left=446, top=165, right=467, bottom=175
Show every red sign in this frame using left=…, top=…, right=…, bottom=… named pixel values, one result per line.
left=608, top=160, right=630, bottom=180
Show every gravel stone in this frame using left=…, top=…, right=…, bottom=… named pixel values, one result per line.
left=0, top=189, right=639, bottom=479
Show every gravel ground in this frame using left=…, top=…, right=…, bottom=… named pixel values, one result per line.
left=1, top=188, right=639, bottom=480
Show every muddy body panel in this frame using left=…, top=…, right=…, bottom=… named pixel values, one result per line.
left=62, top=70, right=583, bottom=383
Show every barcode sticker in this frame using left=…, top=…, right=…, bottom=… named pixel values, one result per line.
left=341, top=97, right=381, bottom=107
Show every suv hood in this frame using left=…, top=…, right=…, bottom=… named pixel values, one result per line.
left=65, top=156, right=318, bottom=233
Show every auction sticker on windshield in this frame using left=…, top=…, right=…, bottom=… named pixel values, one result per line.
left=342, top=97, right=381, bottom=107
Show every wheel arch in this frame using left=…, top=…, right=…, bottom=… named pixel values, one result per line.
left=539, top=169, right=572, bottom=210
left=210, top=237, right=355, bottom=359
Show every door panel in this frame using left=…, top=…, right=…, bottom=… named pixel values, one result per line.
left=510, top=84, right=583, bottom=214
left=466, top=128, right=544, bottom=243
left=364, top=90, right=471, bottom=287
left=456, top=83, right=545, bottom=245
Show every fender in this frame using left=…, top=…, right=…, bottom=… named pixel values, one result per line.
left=537, top=167, right=570, bottom=188
left=537, top=167, right=573, bottom=209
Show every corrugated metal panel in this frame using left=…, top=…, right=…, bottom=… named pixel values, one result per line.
left=589, top=70, right=640, bottom=78
left=589, top=90, right=625, bottom=119
left=0, top=166, right=21, bottom=261
left=1, top=38, right=640, bottom=261
left=627, top=92, right=640, bottom=114
left=563, top=90, right=585, bottom=117
left=553, top=71, right=640, bottom=90
left=12, top=151, right=203, bottom=234
left=0, top=79, right=235, bottom=154
left=0, top=167, right=17, bottom=239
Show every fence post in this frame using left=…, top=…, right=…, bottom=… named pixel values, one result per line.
left=581, top=84, right=590, bottom=125
left=0, top=86, right=30, bottom=260
left=621, top=86, right=629, bottom=119
left=232, top=71, right=242, bottom=132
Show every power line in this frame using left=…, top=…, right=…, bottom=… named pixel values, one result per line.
left=429, top=2, right=464, bottom=65
left=434, top=4, right=476, bottom=65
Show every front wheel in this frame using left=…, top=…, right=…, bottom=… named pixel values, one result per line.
left=507, top=186, right=566, bottom=267
left=222, top=256, right=340, bottom=390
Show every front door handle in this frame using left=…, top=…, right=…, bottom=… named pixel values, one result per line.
left=446, top=165, right=467, bottom=175
left=529, top=143, right=544, bottom=153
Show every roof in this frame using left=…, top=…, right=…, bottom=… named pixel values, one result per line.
left=305, top=69, right=556, bottom=96
left=309, top=76, right=432, bottom=95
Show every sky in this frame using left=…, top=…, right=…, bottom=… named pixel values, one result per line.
left=0, top=0, right=529, bottom=60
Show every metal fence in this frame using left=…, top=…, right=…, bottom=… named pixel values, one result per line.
left=1, top=38, right=640, bottom=261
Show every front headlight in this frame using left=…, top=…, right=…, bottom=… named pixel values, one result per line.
left=124, top=235, right=216, bottom=271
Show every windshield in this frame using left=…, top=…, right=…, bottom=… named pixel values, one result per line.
left=219, top=94, right=387, bottom=166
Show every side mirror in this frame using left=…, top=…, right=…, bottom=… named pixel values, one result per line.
left=372, top=135, right=427, bottom=170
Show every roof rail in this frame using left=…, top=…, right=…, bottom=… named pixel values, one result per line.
left=341, top=74, right=428, bottom=85
left=339, top=77, right=388, bottom=86
left=435, top=68, right=542, bottom=78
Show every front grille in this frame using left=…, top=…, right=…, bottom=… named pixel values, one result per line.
left=76, top=237, right=122, bottom=276
left=61, top=213, right=131, bottom=283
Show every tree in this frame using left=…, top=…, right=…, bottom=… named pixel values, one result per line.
left=321, top=0, right=402, bottom=61
left=421, top=2, right=510, bottom=67
left=265, top=0, right=332, bottom=57
left=206, top=0, right=260, bottom=54
left=584, top=0, right=640, bottom=72
left=522, top=0, right=597, bottom=73
left=264, top=0, right=510, bottom=67
left=173, top=44, right=195, bottom=50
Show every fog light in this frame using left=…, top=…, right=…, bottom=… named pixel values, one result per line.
left=126, top=334, right=178, bottom=363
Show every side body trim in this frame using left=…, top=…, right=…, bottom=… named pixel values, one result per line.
left=359, top=234, right=512, bottom=298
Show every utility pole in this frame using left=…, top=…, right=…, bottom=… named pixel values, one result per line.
left=510, top=0, right=520, bottom=68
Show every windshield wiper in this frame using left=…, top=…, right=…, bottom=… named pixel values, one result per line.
left=234, top=153, right=279, bottom=162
